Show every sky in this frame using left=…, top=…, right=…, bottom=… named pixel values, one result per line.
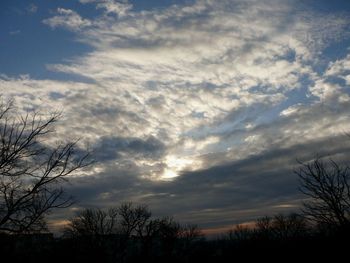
left=1, top=0, right=350, bottom=234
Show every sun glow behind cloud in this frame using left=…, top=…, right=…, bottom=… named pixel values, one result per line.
left=161, top=155, right=201, bottom=180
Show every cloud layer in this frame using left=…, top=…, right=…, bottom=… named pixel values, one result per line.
left=1, top=0, right=350, bottom=232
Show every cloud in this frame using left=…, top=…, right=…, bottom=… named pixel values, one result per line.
left=59, top=133, right=350, bottom=229
left=43, top=8, right=92, bottom=31
left=325, top=54, right=350, bottom=84
left=92, top=135, right=166, bottom=162
left=2, top=0, right=350, bottom=230
left=27, top=3, right=38, bottom=14
left=9, top=30, right=21, bottom=36
left=79, top=0, right=133, bottom=17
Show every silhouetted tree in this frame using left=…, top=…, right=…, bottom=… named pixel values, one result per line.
left=252, top=214, right=308, bottom=240
left=254, top=216, right=272, bottom=240
left=64, top=208, right=118, bottom=237
left=137, top=218, right=161, bottom=240
left=270, top=213, right=308, bottom=239
left=295, top=158, right=350, bottom=228
left=228, top=224, right=252, bottom=242
left=0, top=99, right=90, bottom=233
left=118, top=202, right=152, bottom=238
left=157, top=216, right=181, bottom=240
left=180, top=224, right=203, bottom=243
left=135, top=216, right=196, bottom=242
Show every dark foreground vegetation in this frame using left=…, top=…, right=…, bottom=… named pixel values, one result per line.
left=1, top=100, right=350, bottom=262
left=1, top=210, right=349, bottom=262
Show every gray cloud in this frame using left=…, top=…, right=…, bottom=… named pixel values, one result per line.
left=2, top=0, right=350, bottom=232
left=59, top=133, right=350, bottom=230
left=92, top=135, right=166, bottom=162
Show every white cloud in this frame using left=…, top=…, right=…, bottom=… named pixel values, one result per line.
left=97, top=0, right=132, bottom=17
left=43, top=8, right=92, bottom=31
left=310, top=80, right=350, bottom=102
left=9, top=30, right=21, bottom=35
left=80, top=0, right=132, bottom=17
left=325, top=54, right=350, bottom=84
left=27, top=4, right=38, bottom=14
left=28, top=0, right=350, bottom=179
left=279, top=104, right=303, bottom=117
left=2, top=0, right=350, bottom=228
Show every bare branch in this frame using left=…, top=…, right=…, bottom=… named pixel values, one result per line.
left=0, top=101, right=91, bottom=233
left=295, top=158, right=350, bottom=228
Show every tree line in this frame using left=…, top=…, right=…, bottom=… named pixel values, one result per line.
left=1, top=100, right=350, bottom=262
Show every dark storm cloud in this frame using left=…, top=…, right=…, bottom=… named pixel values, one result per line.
left=92, top=135, right=166, bottom=162
left=63, top=132, right=350, bottom=228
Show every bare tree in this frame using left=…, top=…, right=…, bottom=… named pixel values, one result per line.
left=228, top=224, right=252, bottom=241
left=254, top=216, right=272, bottom=239
left=136, top=216, right=201, bottom=243
left=118, top=202, right=151, bottom=238
left=295, top=158, right=350, bottom=227
left=137, top=218, right=161, bottom=240
left=64, top=208, right=118, bottom=237
left=253, top=214, right=308, bottom=240
left=64, top=203, right=152, bottom=238
left=271, top=213, right=308, bottom=239
left=180, top=224, right=203, bottom=243
left=0, top=99, right=90, bottom=233
left=156, top=216, right=182, bottom=242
